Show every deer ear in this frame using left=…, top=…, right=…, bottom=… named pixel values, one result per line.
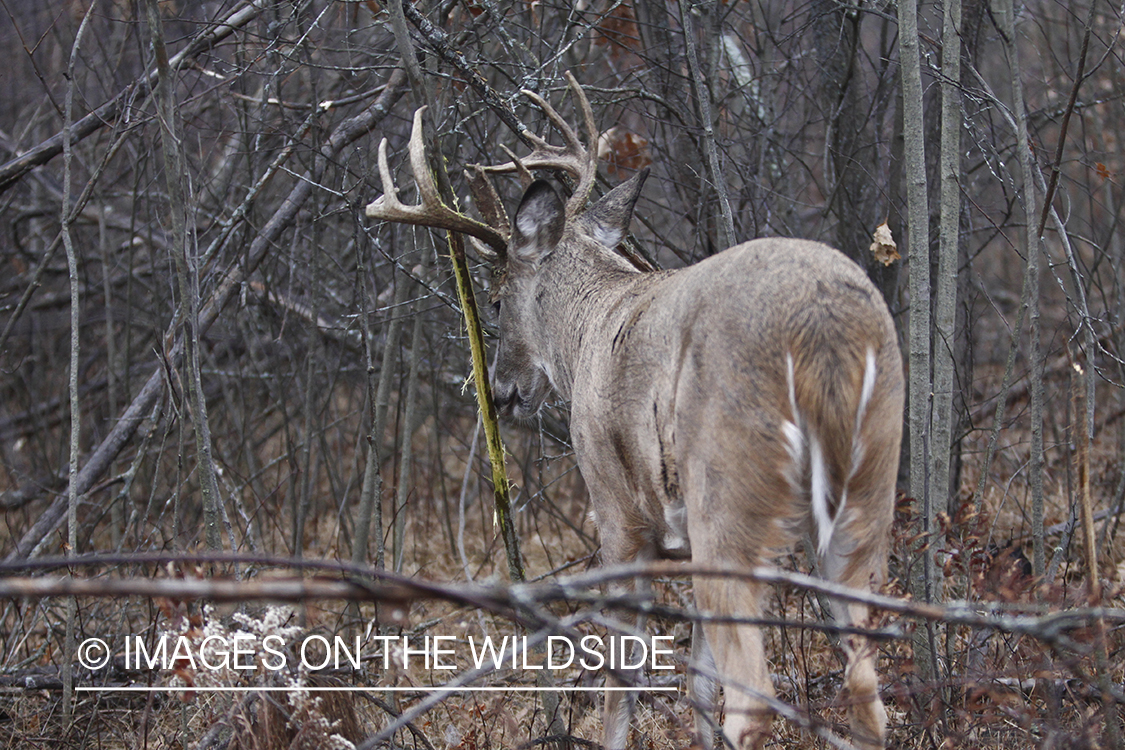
left=511, top=180, right=565, bottom=264
left=581, top=167, right=649, bottom=249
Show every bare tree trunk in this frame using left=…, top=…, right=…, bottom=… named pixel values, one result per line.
left=294, top=231, right=324, bottom=559
left=61, top=1, right=96, bottom=724
left=932, top=0, right=962, bottom=586
left=995, top=0, right=1046, bottom=578
left=679, top=0, right=734, bottom=251
left=144, top=0, right=223, bottom=550
left=393, top=293, right=424, bottom=573
left=899, top=0, right=941, bottom=700
left=813, top=2, right=877, bottom=269
left=353, top=274, right=409, bottom=570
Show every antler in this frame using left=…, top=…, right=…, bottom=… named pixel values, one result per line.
left=365, top=107, right=509, bottom=258
left=366, top=74, right=601, bottom=257
left=484, top=71, right=599, bottom=215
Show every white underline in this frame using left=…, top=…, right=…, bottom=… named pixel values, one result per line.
left=76, top=685, right=677, bottom=693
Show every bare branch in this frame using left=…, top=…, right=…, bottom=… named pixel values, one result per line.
left=0, top=0, right=272, bottom=193
left=4, top=72, right=409, bottom=561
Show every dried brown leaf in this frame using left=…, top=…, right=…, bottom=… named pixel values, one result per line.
left=870, top=221, right=900, bottom=266
left=597, top=127, right=652, bottom=176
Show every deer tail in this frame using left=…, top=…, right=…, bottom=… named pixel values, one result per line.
left=786, top=343, right=879, bottom=556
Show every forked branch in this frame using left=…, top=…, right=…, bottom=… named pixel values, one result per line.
left=365, top=107, right=509, bottom=255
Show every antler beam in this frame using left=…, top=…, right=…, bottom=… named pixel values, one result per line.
left=365, top=107, right=509, bottom=256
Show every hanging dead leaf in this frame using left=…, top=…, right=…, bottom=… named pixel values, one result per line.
left=870, top=221, right=899, bottom=266
left=597, top=127, right=652, bottom=176
left=593, top=2, right=641, bottom=59
left=1096, top=162, right=1110, bottom=180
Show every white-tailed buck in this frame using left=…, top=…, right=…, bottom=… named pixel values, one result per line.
left=366, top=73, right=904, bottom=750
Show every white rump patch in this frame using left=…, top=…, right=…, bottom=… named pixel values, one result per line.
left=846, top=347, right=879, bottom=486
left=834, top=347, right=879, bottom=553
left=782, top=419, right=804, bottom=496
left=782, top=421, right=804, bottom=464
left=851, top=347, right=876, bottom=464
left=790, top=348, right=878, bottom=556
left=859, top=348, right=877, bottom=423
left=786, top=351, right=798, bottom=423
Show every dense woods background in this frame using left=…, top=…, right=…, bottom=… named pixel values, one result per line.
left=0, top=0, right=1123, bottom=747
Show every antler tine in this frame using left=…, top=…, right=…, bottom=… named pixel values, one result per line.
left=365, top=107, right=509, bottom=256
left=484, top=73, right=599, bottom=214
left=406, top=107, right=442, bottom=209
left=498, top=145, right=534, bottom=188
left=563, top=69, right=599, bottom=203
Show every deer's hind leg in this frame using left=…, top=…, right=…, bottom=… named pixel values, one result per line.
left=692, top=573, right=775, bottom=750
left=600, top=571, right=652, bottom=750
left=820, top=502, right=893, bottom=750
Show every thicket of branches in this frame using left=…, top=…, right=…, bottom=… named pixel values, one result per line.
left=0, top=0, right=1123, bottom=748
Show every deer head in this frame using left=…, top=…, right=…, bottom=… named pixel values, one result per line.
left=365, top=72, right=645, bottom=419
left=491, top=169, right=649, bottom=418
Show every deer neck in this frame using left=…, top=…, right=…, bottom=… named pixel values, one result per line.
left=532, top=248, right=643, bottom=401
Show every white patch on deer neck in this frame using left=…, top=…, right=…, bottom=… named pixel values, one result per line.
left=538, top=357, right=560, bottom=394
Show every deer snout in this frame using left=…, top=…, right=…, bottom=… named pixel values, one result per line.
left=491, top=379, right=520, bottom=417
left=490, top=368, right=552, bottom=421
